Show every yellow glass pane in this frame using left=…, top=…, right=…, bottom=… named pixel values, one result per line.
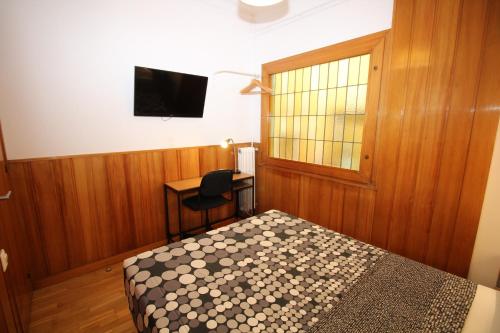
left=341, top=143, right=353, bottom=169
left=336, top=87, right=347, bottom=114
left=287, top=94, right=294, bottom=116
left=323, top=141, right=333, bottom=166
left=359, top=54, right=371, bottom=85
left=269, top=117, right=275, bottom=137
left=308, top=116, right=317, bottom=140
left=286, top=116, right=293, bottom=138
left=288, top=70, right=295, bottom=93
left=325, top=116, right=334, bottom=141
left=348, top=56, right=361, bottom=86
left=292, top=139, right=300, bottom=161
left=326, top=89, right=336, bottom=115
left=299, top=140, right=307, bottom=162
left=274, top=116, right=280, bottom=138
left=270, top=95, right=275, bottom=116
left=310, top=65, right=320, bottom=90
left=319, top=63, right=329, bottom=90
left=300, top=116, right=308, bottom=139
left=354, top=115, right=365, bottom=143
left=346, top=86, right=358, bottom=114
left=344, top=115, right=355, bottom=142
left=333, top=115, right=344, bottom=141
left=356, top=85, right=367, bottom=114
left=294, top=92, right=302, bottom=115
left=281, top=72, right=288, bottom=95
left=275, top=73, right=282, bottom=95
left=309, top=91, right=318, bottom=115
left=332, top=142, right=342, bottom=167
left=316, top=116, right=325, bottom=140
left=285, top=138, right=293, bottom=160
left=280, top=93, right=287, bottom=117
left=274, top=95, right=281, bottom=116
left=270, top=138, right=280, bottom=157
left=328, top=61, right=338, bottom=88
left=280, top=117, right=286, bottom=137
left=293, top=116, right=301, bottom=139
left=315, top=141, right=324, bottom=165
left=318, top=90, right=327, bottom=115
left=301, top=92, right=310, bottom=115
left=269, top=136, right=273, bottom=156
left=295, top=68, right=303, bottom=92
left=351, top=143, right=362, bottom=171
left=303, top=66, right=311, bottom=91
left=307, top=140, right=316, bottom=163
left=271, top=74, right=276, bottom=93
left=337, top=59, right=349, bottom=87
left=279, top=138, right=286, bottom=158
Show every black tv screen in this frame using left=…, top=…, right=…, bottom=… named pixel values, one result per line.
left=134, top=66, right=208, bottom=117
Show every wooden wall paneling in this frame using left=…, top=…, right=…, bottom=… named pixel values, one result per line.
left=447, top=0, right=500, bottom=277
left=425, top=0, right=489, bottom=270
left=72, top=157, right=101, bottom=264
left=30, top=160, right=69, bottom=275
left=90, top=156, right=117, bottom=259
left=386, top=0, right=438, bottom=255
left=328, top=185, right=345, bottom=232
left=354, top=189, right=376, bottom=243
left=403, top=0, right=462, bottom=262
left=297, top=176, right=333, bottom=229
left=162, top=150, right=181, bottom=237
left=341, top=187, right=360, bottom=238
left=8, top=163, right=48, bottom=280
left=370, top=0, right=413, bottom=248
left=147, top=151, right=168, bottom=242
left=54, top=158, right=87, bottom=268
left=258, top=168, right=300, bottom=215
left=105, top=154, right=135, bottom=253
left=179, top=148, right=202, bottom=231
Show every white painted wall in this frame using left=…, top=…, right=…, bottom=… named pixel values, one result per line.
left=0, top=0, right=394, bottom=160
left=469, top=121, right=500, bottom=289
left=0, top=0, right=257, bottom=159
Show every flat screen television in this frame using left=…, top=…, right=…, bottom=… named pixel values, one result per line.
left=134, top=66, right=208, bottom=117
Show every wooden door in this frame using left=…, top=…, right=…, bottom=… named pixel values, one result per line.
left=0, top=122, right=32, bottom=332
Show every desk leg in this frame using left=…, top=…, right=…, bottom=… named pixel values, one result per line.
left=164, top=185, right=171, bottom=243
left=177, top=192, right=184, bottom=240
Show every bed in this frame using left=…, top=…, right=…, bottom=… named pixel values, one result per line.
left=123, top=209, right=500, bottom=332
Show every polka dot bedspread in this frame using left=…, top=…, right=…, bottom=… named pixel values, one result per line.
left=123, top=209, right=385, bottom=333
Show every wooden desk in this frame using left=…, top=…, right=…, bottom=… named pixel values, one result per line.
left=164, top=173, right=255, bottom=242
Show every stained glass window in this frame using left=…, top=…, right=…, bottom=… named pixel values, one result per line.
left=268, top=54, right=370, bottom=171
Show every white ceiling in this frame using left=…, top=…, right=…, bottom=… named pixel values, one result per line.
left=195, top=0, right=349, bottom=31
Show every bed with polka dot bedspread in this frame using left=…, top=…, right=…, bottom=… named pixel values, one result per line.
left=123, top=209, right=476, bottom=333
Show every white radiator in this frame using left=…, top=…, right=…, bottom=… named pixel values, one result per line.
left=238, top=146, right=256, bottom=215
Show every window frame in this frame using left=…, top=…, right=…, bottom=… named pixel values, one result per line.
left=260, top=31, right=386, bottom=184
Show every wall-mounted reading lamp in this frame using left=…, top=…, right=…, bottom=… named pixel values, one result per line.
left=220, top=138, right=240, bottom=174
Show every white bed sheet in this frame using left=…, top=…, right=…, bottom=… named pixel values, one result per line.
left=462, top=285, right=500, bottom=332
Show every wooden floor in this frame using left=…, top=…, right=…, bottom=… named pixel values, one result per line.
left=29, top=263, right=135, bottom=333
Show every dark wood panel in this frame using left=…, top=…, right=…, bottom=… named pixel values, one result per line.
left=8, top=144, right=252, bottom=285
left=257, top=0, right=499, bottom=277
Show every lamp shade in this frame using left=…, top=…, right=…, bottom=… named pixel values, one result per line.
left=240, top=0, right=283, bottom=7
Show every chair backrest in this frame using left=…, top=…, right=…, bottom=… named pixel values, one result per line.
left=199, top=169, right=233, bottom=197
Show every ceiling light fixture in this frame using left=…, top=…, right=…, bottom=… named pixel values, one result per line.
left=240, top=0, right=284, bottom=7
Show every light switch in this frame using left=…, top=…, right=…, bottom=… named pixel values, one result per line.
left=0, top=249, right=8, bottom=272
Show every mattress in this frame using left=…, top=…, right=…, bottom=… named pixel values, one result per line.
left=123, top=210, right=498, bottom=332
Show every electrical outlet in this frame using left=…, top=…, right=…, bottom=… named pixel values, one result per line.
left=0, top=249, right=8, bottom=272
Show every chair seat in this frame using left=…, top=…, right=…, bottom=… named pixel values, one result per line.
left=182, top=195, right=231, bottom=211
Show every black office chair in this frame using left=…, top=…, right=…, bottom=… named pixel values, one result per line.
left=182, top=169, right=233, bottom=231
